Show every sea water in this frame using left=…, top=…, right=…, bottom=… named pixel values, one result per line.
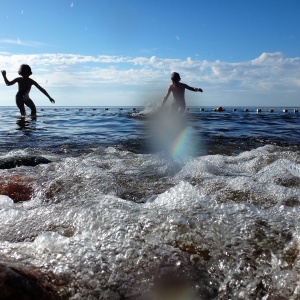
left=0, top=105, right=300, bottom=299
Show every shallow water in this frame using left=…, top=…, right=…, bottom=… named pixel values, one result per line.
left=0, top=105, right=300, bottom=299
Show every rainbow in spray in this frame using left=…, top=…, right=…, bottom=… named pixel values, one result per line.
left=171, top=126, right=192, bottom=160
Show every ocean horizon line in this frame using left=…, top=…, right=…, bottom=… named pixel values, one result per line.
left=0, top=105, right=299, bottom=108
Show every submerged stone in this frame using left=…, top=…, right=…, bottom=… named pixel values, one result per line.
left=0, top=258, right=60, bottom=300
left=0, top=175, right=34, bottom=202
left=0, top=156, right=51, bottom=169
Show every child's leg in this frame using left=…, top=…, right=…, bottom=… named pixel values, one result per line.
left=24, top=98, right=37, bottom=116
left=15, top=95, right=26, bottom=116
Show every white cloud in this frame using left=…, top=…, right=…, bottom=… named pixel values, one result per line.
left=0, top=52, right=299, bottom=107
left=251, top=52, right=283, bottom=65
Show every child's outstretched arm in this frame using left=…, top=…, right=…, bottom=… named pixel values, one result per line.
left=33, top=81, right=55, bottom=103
left=185, top=84, right=203, bottom=92
left=1, top=70, right=18, bottom=86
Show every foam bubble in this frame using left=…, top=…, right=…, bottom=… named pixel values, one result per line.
left=0, top=195, right=14, bottom=208
left=288, top=162, right=300, bottom=178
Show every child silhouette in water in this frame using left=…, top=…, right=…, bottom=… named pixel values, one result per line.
left=1, top=64, right=55, bottom=116
left=162, top=72, right=203, bottom=114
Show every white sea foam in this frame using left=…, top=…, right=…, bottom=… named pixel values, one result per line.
left=0, top=145, right=300, bottom=298
left=288, top=162, right=300, bottom=178
left=0, top=195, right=14, bottom=209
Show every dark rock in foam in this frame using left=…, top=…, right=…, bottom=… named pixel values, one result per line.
left=0, top=258, right=60, bottom=300
left=0, top=156, right=51, bottom=169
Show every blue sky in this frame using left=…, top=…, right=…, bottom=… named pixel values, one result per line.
left=0, top=0, right=300, bottom=107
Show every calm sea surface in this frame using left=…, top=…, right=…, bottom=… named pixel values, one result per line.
left=0, top=105, right=300, bottom=299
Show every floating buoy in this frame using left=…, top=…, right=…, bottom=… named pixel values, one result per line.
left=257, top=108, right=261, bottom=113
left=214, top=106, right=224, bottom=112
left=269, top=109, right=274, bottom=113
left=294, top=109, right=298, bottom=113
left=283, top=109, right=288, bottom=113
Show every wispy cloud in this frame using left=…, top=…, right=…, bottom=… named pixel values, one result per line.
left=0, top=38, right=49, bottom=48
left=0, top=39, right=22, bottom=45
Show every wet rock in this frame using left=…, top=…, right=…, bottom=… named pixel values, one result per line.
left=282, top=196, right=300, bottom=207
left=0, top=175, right=34, bottom=202
left=0, top=156, right=51, bottom=169
left=0, top=258, right=60, bottom=300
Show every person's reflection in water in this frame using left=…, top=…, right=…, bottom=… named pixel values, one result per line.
left=16, top=116, right=36, bottom=132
